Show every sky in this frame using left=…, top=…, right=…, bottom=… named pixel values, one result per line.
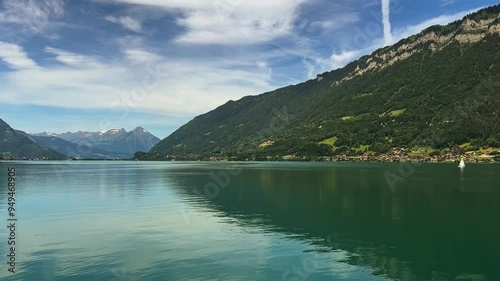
left=0, top=0, right=498, bottom=139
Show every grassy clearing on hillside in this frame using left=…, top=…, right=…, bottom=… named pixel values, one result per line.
left=460, top=142, right=473, bottom=149
left=320, top=137, right=338, bottom=146
left=408, top=146, right=435, bottom=157
left=379, top=109, right=407, bottom=117
left=389, top=109, right=406, bottom=116
left=355, top=145, right=370, bottom=153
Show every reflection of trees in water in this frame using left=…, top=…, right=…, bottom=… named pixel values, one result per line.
left=160, top=164, right=500, bottom=281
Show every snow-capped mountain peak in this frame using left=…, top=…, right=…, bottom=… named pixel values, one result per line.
left=99, top=128, right=127, bottom=135
left=26, top=127, right=160, bottom=156
left=33, top=131, right=58, bottom=137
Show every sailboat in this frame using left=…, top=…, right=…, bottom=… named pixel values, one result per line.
left=458, top=158, right=465, bottom=168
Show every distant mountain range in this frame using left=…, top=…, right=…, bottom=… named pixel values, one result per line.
left=0, top=118, right=66, bottom=160
left=142, top=4, right=500, bottom=161
left=27, top=127, right=161, bottom=159
left=1, top=118, right=160, bottom=160
left=15, top=131, right=131, bottom=159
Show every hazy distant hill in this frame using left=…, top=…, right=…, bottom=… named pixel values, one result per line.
left=16, top=131, right=131, bottom=159
left=0, top=119, right=66, bottom=160
left=145, top=4, right=500, bottom=160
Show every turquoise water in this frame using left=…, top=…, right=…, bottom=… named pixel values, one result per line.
left=0, top=161, right=499, bottom=280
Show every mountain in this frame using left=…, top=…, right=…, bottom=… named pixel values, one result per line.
left=32, top=127, right=161, bottom=157
left=16, top=131, right=131, bottom=159
left=41, top=128, right=128, bottom=146
left=0, top=119, right=66, bottom=160
left=145, top=5, right=500, bottom=160
left=111, top=127, right=162, bottom=154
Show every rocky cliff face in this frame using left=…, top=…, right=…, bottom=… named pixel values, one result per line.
left=336, top=15, right=500, bottom=85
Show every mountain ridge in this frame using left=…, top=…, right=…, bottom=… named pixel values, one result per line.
left=0, top=119, right=66, bottom=160
left=337, top=7, right=500, bottom=85
left=142, top=4, right=500, bottom=160
left=16, top=130, right=132, bottom=159
left=25, top=127, right=161, bottom=159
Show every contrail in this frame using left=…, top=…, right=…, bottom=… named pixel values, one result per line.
left=382, top=0, right=393, bottom=46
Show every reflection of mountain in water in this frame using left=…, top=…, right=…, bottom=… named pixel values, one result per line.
left=161, top=163, right=500, bottom=281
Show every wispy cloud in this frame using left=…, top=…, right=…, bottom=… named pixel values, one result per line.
left=105, top=15, right=142, bottom=33
left=45, top=47, right=104, bottom=68
left=441, top=0, right=456, bottom=7
left=112, top=0, right=306, bottom=45
left=0, top=42, right=39, bottom=70
left=309, top=13, right=360, bottom=31
left=0, top=0, right=64, bottom=32
left=0, top=42, right=276, bottom=118
left=123, top=49, right=163, bottom=64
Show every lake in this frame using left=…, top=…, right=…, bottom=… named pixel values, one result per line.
left=0, top=161, right=499, bottom=281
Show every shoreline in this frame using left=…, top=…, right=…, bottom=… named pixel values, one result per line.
left=2, top=159, right=498, bottom=164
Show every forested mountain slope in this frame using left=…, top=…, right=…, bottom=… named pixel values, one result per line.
left=146, top=5, right=500, bottom=160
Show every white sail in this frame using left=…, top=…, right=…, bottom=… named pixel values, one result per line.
left=458, top=158, right=465, bottom=168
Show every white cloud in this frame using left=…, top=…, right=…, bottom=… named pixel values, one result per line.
left=112, top=0, right=306, bottom=45
left=330, top=50, right=361, bottom=70
left=1, top=60, right=128, bottom=109
left=310, top=13, right=360, bottom=31
left=124, top=49, right=163, bottom=64
left=45, top=47, right=104, bottom=68
left=105, top=0, right=360, bottom=82
left=0, top=42, right=39, bottom=70
left=0, top=43, right=276, bottom=119
left=105, top=15, right=142, bottom=33
left=256, top=61, right=267, bottom=69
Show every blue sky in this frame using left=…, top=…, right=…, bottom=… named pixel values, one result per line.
left=0, top=0, right=498, bottom=139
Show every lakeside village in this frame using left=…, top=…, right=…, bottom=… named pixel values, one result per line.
left=3, top=147, right=499, bottom=162
left=333, top=147, right=499, bottom=163
left=139, top=146, right=500, bottom=163
left=0, top=155, right=56, bottom=161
